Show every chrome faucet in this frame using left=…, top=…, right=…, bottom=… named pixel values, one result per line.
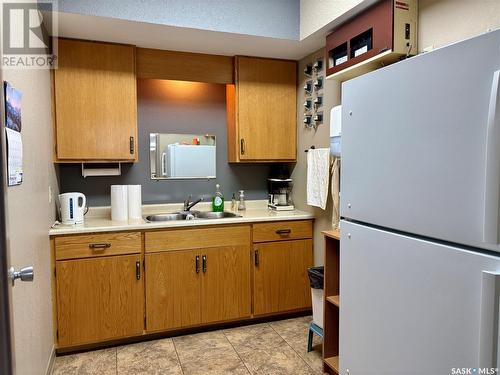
left=183, top=195, right=203, bottom=212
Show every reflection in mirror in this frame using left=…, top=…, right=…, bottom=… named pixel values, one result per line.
left=150, top=133, right=216, bottom=180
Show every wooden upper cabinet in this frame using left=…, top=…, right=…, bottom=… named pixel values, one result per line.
left=53, top=39, right=138, bottom=162
left=227, top=56, right=297, bottom=162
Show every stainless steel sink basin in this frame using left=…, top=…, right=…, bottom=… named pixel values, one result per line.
left=194, top=211, right=241, bottom=219
left=145, top=211, right=241, bottom=222
left=145, top=213, right=187, bottom=222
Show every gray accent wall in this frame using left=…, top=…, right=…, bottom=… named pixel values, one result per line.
left=53, top=0, right=300, bottom=40
left=58, top=79, right=273, bottom=206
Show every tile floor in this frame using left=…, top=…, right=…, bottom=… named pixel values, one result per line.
left=52, top=316, right=324, bottom=375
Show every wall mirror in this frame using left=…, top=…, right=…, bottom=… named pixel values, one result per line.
left=150, top=133, right=216, bottom=180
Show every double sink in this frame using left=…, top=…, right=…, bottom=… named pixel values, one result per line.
left=145, top=210, right=241, bottom=222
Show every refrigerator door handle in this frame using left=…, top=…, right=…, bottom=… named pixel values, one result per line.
left=479, top=271, right=500, bottom=368
left=483, top=69, right=500, bottom=244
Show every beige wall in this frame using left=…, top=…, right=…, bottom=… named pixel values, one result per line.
left=300, top=0, right=364, bottom=39
left=418, top=0, right=500, bottom=52
left=3, top=67, right=58, bottom=374
left=292, top=49, right=341, bottom=265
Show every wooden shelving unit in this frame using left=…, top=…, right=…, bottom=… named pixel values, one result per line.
left=322, top=229, right=340, bottom=374
left=326, top=295, right=340, bottom=307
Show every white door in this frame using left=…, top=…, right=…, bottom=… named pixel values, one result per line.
left=341, top=30, right=500, bottom=252
left=340, top=220, right=500, bottom=375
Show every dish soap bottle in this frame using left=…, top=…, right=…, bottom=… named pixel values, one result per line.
left=238, top=190, right=246, bottom=211
left=212, top=184, right=224, bottom=212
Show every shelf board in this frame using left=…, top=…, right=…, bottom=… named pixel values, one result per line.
left=326, top=49, right=403, bottom=82
left=326, top=295, right=340, bottom=307
left=323, top=229, right=340, bottom=240
left=324, top=356, right=339, bottom=374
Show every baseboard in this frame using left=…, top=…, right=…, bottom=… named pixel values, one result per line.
left=45, top=346, right=55, bottom=375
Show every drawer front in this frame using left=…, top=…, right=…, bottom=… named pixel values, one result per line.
left=252, top=220, right=313, bottom=243
left=55, top=232, right=142, bottom=260
left=145, top=225, right=251, bottom=253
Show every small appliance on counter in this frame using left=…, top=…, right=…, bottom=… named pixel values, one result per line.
left=268, top=178, right=294, bottom=211
left=59, top=192, right=87, bottom=225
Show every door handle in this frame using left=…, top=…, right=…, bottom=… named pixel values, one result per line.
left=8, top=266, right=34, bottom=286
left=483, top=70, right=500, bottom=244
left=135, top=261, right=141, bottom=280
left=276, top=229, right=292, bottom=235
left=479, top=271, right=500, bottom=367
left=130, top=136, right=135, bottom=154
left=195, top=255, right=200, bottom=273
left=202, top=255, right=207, bottom=273
left=89, top=243, right=111, bottom=250
left=254, top=249, right=259, bottom=267
left=240, top=139, right=245, bottom=155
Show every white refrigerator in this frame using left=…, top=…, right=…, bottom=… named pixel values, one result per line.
left=340, top=29, right=500, bottom=374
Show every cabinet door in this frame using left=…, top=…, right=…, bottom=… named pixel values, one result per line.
left=54, top=39, right=137, bottom=161
left=201, top=245, right=251, bottom=323
left=253, top=239, right=313, bottom=315
left=145, top=250, right=201, bottom=332
left=56, top=254, right=143, bottom=347
left=236, top=56, right=297, bottom=161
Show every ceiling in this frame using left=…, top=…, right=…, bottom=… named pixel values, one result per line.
left=51, top=0, right=378, bottom=60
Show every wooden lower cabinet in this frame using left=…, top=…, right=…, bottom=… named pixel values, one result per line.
left=253, top=239, right=313, bottom=315
left=201, top=245, right=251, bottom=323
left=145, top=250, right=201, bottom=332
left=145, top=245, right=251, bottom=332
left=53, top=220, right=313, bottom=349
left=56, top=254, right=144, bottom=347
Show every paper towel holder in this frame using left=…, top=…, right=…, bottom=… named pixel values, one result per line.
left=81, top=163, right=122, bottom=178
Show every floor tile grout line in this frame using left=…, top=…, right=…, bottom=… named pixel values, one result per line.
left=171, top=337, right=185, bottom=374
left=269, top=320, right=319, bottom=373
left=221, top=328, right=253, bottom=374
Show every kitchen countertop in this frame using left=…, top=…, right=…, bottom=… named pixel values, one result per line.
left=49, top=200, right=314, bottom=236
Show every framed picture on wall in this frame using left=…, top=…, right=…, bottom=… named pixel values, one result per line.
left=3, top=81, right=23, bottom=186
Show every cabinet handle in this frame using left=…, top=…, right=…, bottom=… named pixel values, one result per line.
left=254, top=249, right=259, bottom=267
left=240, top=138, right=245, bottom=155
left=275, top=229, right=292, bottom=235
left=135, top=261, right=141, bottom=280
left=130, top=136, right=135, bottom=154
left=195, top=255, right=200, bottom=273
left=202, top=255, right=207, bottom=273
left=89, top=243, right=111, bottom=250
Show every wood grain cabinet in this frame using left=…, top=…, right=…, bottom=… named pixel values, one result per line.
left=252, top=221, right=313, bottom=315
left=144, top=226, right=251, bottom=332
left=227, top=56, right=297, bottom=162
left=53, top=39, right=138, bottom=162
left=54, top=232, right=143, bottom=347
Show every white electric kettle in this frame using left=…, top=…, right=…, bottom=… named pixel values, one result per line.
left=59, top=192, right=87, bottom=225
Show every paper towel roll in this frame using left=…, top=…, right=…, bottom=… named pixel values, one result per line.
left=111, top=185, right=128, bottom=221
left=128, top=185, right=142, bottom=219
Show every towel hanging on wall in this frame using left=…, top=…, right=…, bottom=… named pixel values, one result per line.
left=306, top=148, right=330, bottom=210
